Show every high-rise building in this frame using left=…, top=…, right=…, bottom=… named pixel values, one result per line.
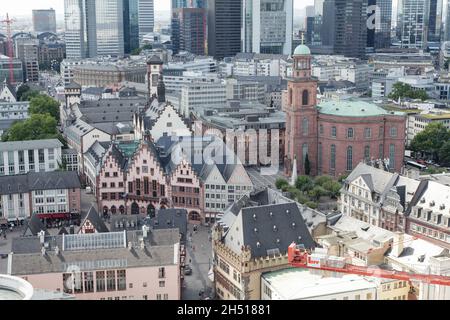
left=322, top=0, right=368, bottom=58
left=367, top=0, right=392, bottom=49
left=397, top=0, right=434, bottom=48
left=242, top=0, right=293, bottom=55
left=65, top=0, right=141, bottom=58
left=32, top=9, right=57, bottom=34
left=171, top=7, right=207, bottom=55
left=124, top=0, right=140, bottom=54
left=138, top=0, right=155, bottom=45
left=95, top=0, right=124, bottom=56
left=171, top=0, right=206, bottom=9
left=207, top=0, right=242, bottom=60
left=428, top=0, right=443, bottom=43
left=14, top=38, right=40, bottom=82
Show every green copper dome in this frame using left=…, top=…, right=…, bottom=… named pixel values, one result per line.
left=294, top=44, right=311, bottom=56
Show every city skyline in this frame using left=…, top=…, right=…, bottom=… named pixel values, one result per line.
left=1, top=0, right=315, bottom=17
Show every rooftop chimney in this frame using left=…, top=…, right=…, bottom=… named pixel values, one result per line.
left=391, top=232, right=404, bottom=258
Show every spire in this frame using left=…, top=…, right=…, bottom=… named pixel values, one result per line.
left=290, top=156, right=298, bottom=186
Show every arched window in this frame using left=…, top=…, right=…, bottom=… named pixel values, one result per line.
left=302, top=118, right=309, bottom=136
left=389, top=144, right=395, bottom=169
left=318, top=143, right=323, bottom=174
left=302, top=143, right=308, bottom=162
left=302, top=90, right=309, bottom=106
left=364, top=146, right=370, bottom=160
left=347, top=146, right=353, bottom=171
left=330, top=145, right=336, bottom=170
left=289, top=88, right=293, bottom=105
left=347, top=128, right=354, bottom=139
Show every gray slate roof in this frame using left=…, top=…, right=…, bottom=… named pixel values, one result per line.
left=10, top=229, right=179, bottom=275
left=0, top=171, right=81, bottom=195
left=23, top=214, right=49, bottom=237
left=0, top=139, right=63, bottom=152
left=152, top=209, right=188, bottom=244
left=223, top=201, right=315, bottom=258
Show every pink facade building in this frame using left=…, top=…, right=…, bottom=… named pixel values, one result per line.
left=284, top=44, right=406, bottom=178
left=8, top=229, right=181, bottom=300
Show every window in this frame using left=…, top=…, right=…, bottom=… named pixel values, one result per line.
left=379, top=144, right=384, bottom=159
left=367, top=293, right=372, bottom=300
left=159, top=281, right=165, bottom=287
left=390, top=127, right=397, bottom=137
left=117, top=270, right=126, bottom=291
left=364, top=128, right=371, bottom=139
left=302, top=90, right=309, bottom=105
left=389, top=144, right=395, bottom=169
left=347, top=128, right=354, bottom=139
left=107, top=270, right=116, bottom=291
left=346, top=146, right=353, bottom=171
left=355, top=294, right=360, bottom=300
left=330, top=145, right=336, bottom=170
left=319, top=124, right=324, bottom=135
left=159, top=267, right=165, bottom=279
left=84, top=272, right=94, bottom=293
left=364, top=146, right=370, bottom=160
left=302, top=118, right=309, bottom=136
left=331, top=126, right=337, bottom=138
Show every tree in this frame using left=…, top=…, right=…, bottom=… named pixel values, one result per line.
left=308, top=186, right=328, bottom=202
left=21, top=89, right=40, bottom=101
left=439, top=140, right=450, bottom=167
left=388, top=82, right=429, bottom=101
left=2, top=114, right=60, bottom=142
left=16, top=84, right=30, bottom=101
left=305, top=201, right=318, bottom=209
left=323, top=181, right=342, bottom=199
left=304, top=154, right=311, bottom=175
left=275, top=178, right=289, bottom=190
left=410, top=122, right=450, bottom=161
left=29, top=94, right=60, bottom=122
left=314, top=176, right=333, bottom=188
left=295, top=176, right=314, bottom=192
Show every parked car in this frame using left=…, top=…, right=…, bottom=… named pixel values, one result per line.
left=184, top=265, right=193, bottom=275
left=417, top=159, right=427, bottom=165
left=425, top=160, right=435, bottom=165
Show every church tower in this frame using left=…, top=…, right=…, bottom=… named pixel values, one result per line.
left=284, top=38, right=318, bottom=176
left=146, top=55, right=164, bottom=98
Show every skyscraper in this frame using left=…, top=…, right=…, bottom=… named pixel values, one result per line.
left=207, top=0, right=242, bottom=60
left=64, top=0, right=92, bottom=59
left=397, top=0, right=430, bottom=48
left=32, top=9, right=57, bottom=34
left=322, top=0, right=368, bottom=58
left=95, top=0, right=124, bottom=56
left=367, top=0, right=392, bottom=49
left=124, top=0, right=140, bottom=54
left=138, top=0, right=155, bottom=45
left=242, top=0, right=293, bottom=55
left=172, top=8, right=207, bottom=55
left=65, top=0, right=143, bottom=58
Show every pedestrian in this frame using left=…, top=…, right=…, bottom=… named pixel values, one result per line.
left=3, top=233, right=6, bottom=240
left=192, top=245, right=195, bottom=252
left=189, top=259, right=192, bottom=264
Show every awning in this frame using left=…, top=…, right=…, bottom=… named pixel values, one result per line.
left=37, top=213, right=71, bottom=219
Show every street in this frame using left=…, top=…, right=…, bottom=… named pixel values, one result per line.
left=182, top=224, right=214, bottom=300
left=246, top=166, right=287, bottom=189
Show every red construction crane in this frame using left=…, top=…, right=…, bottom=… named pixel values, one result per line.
left=1, top=13, right=15, bottom=84
left=288, top=242, right=450, bottom=287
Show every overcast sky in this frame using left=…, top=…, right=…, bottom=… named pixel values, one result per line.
left=2, top=0, right=313, bottom=17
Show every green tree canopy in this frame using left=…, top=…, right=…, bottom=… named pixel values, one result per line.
left=295, top=176, right=314, bottom=192
left=16, top=84, right=30, bottom=101
left=439, top=140, right=450, bottom=167
left=29, top=94, right=60, bottom=122
left=275, top=178, right=289, bottom=190
left=410, top=122, right=450, bottom=161
left=2, top=114, right=63, bottom=143
left=388, top=82, right=429, bottom=101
